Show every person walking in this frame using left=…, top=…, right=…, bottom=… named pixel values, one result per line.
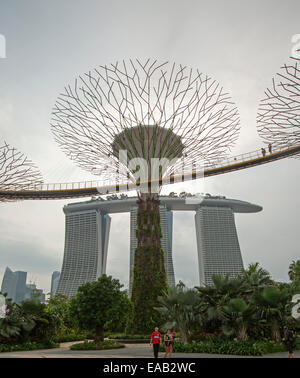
left=171, top=331, right=176, bottom=351
left=283, top=326, right=296, bottom=358
left=163, top=329, right=173, bottom=358
left=150, top=327, right=162, bottom=358
left=261, top=147, right=266, bottom=157
left=268, top=143, right=272, bottom=154
left=171, top=330, right=176, bottom=342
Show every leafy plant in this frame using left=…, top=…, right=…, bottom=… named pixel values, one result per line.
left=220, top=298, right=256, bottom=340
left=156, top=283, right=201, bottom=344
left=70, top=275, right=124, bottom=342
left=0, top=340, right=59, bottom=353
left=159, top=339, right=291, bottom=356
left=0, top=300, right=35, bottom=342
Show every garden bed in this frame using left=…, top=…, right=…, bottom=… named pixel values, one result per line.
left=107, top=338, right=149, bottom=344
left=0, top=340, right=59, bottom=353
left=106, top=333, right=149, bottom=339
left=159, top=338, right=300, bottom=356
left=106, top=334, right=149, bottom=344
left=70, top=340, right=125, bottom=350
left=54, top=333, right=87, bottom=343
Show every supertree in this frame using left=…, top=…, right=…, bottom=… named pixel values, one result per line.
left=51, top=59, right=240, bottom=332
left=0, top=141, right=43, bottom=197
left=257, top=55, right=300, bottom=153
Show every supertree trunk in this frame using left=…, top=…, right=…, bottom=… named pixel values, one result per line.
left=130, top=191, right=167, bottom=333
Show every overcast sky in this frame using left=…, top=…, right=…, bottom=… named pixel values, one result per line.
left=0, top=0, right=299, bottom=295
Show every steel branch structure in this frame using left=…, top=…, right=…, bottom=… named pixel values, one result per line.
left=0, top=142, right=43, bottom=195
left=51, top=59, right=240, bottom=182
left=257, top=56, right=300, bottom=152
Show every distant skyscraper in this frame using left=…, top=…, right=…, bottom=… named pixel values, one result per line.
left=195, top=206, right=244, bottom=286
left=1, top=267, right=14, bottom=297
left=129, top=205, right=175, bottom=295
left=50, top=271, right=60, bottom=297
left=1, top=267, right=27, bottom=303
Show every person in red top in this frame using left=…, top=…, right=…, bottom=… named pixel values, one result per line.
left=150, top=327, right=162, bottom=358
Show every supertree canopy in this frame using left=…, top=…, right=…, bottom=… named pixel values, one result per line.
left=257, top=56, right=300, bottom=151
left=51, top=59, right=240, bottom=332
left=0, top=141, right=43, bottom=193
left=51, top=59, right=240, bottom=183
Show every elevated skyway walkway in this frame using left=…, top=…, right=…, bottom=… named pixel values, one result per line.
left=1, top=144, right=299, bottom=201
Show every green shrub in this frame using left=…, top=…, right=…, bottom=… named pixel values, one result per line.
left=70, top=340, right=125, bottom=350
left=19, top=299, right=61, bottom=342
left=106, top=333, right=149, bottom=340
left=159, top=339, right=294, bottom=356
left=0, top=340, right=59, bottom=353
left=54, top=332, right=87, bottom=342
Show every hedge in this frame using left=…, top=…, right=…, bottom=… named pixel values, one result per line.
left=70, top=340, right=125, bottom=350
left=0, top=340, right=59, bottom=353
left=106, top=333, right=149, bottom=340
left=159, top=339, right=300, bottom=356
left=54, top=333, right=87, bottom=343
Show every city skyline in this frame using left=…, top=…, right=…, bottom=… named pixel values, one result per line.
left=0, top=0, right=299, bottom=294
left=1, top=266, right=45, bottom=303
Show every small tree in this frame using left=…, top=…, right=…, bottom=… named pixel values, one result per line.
left=252, top=286, right=288, bottom=341
left=47, top=293, right=76, bottom=333
left=70, top=275, right=123, bottom=342
left=240, top=262, right=272, bottom=289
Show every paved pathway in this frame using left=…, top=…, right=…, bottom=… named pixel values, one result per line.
left=0, top=342, right=298, bottom=358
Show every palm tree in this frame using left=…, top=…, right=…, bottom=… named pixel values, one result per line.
left=156, top=284, right=201, bottom=344
left=196, top=274, right=245, bottom=333
left=252, top=286, right=288, bottom=341
left=240, top=263, right=272, bottom=289
left=288, top=260, right=300, bottom=282
left=220, top=298, right=256, bottom=340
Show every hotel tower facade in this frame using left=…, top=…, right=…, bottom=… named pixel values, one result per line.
left=56, top=196, right=262, bottom=297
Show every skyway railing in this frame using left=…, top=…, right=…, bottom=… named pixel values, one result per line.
left=1, top=144, right=299, bottom=199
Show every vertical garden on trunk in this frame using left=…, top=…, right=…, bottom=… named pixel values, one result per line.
left=130, top=192, right=167, bottom=333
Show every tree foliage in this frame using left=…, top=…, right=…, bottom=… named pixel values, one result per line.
left=104, top=291, right=133, bottom=333
left=288, top=260, right=300, bottom=282
left=70, top=275, right=124, bottom=341
left=195, top=263, right=300, bottom=341
left=156, top=283, right=201, bottom=344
